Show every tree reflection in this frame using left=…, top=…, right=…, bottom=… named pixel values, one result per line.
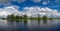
left=24, top=20, right=27, bottom=24
left=43, top=20, right=47, bottom=24
left=7, top=19, right=14, bottom=22
left=7, top=19, right=22, bottom=22
left=15, top=20, right=22, bottom=22
left=23, top=20, right=27, bottom=29
left=15, top=20, right=19, bottom=22
left=38, top=20, right=41, bottom=24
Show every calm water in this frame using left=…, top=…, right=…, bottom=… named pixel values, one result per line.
left=0, top=19, right=60, bottom=31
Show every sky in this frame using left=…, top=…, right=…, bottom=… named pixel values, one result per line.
left=0, top=0, right=60, bottom=18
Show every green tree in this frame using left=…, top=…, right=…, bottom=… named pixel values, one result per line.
left=19, top=16, right=22, bottom=19
left=7, top=14, right=15, bottom=20
left=50, top=18, right=52, bottom=20
left=30, top=16, right=32, bottom=20
left=23, top=14, right=28, bottom=19
left=7, top=15, right=11, bottom=19
left=7, top=15, right=9, bottom=19
left=10, top=14, right=15, bottom=19
left=16, top=15, right=20, bottom=19
left=38, top=14, right=41, bottom=20
left=42, top=15, right=47, bottom=20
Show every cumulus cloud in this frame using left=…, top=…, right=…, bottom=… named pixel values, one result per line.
left=23, top=6, right=60, bottom=17
left=0, top=6, right=60, bottom=18
left=0, top=5, right=24, bottom=18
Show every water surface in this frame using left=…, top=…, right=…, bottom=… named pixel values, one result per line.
left=0, top=19, right=60, bottom=31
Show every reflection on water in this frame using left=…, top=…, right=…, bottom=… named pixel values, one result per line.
left=43, top=20, right=47, bottom=24
left=38, top=20, right=41, bottom=24
left=0, top=19, right=60, bottom=31
left=24, top=20, right=27, bottom=24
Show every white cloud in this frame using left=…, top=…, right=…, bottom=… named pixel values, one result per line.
left=55, top=0, right=60, bottom=4
left=0, top=0, right=26, bottom=3
left=0, top=0, right=8, bottom=3
left=0, top=5, right=24, bottom=18
left=42, top=0, right=50, bottom=5
left=31, top=0, right=41, bottom=3
left=31, top=0, right=50, bottom=4
left=0, top=0, right=11, bottom=6
left=0, top=0, right=26, bottom=6
left=23, top=6, right=60, bottom=17
left=11, top=0, right=26, bottom=3
left=42, top=2, right=47, bottom=5
left=0, top=6, right=60, bottom=18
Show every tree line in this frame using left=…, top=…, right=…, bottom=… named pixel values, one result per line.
left=7, top=14, right=52, bottom=20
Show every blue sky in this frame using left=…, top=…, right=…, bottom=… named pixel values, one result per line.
left=0, top=0, right=60, bottom=18
left=0, top=0, right=60, bottom=11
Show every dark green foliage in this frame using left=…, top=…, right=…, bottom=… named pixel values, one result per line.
left=38, top=14, right=41, bottom=20
left=16, top=15, right=20, bottom=19
left=23, top=14, right=27, bottom=19
left=50, top=18, right=52, bottom=20
left=7, top=14, right=28, bottom=20
left=42, top=15, right=47, bottom=20
left=2, top=17, right=5, bottom=20
left=19, top=16, right=22, bottom=19
left=7, top=15, right=10, bottom=19
left=30, top=16, right=32, bottom=20
left=7, top=14, right=15, bottom=20
left=7, top=14, right=49, bottom=20
left=10, top=14, right=15, bottom=19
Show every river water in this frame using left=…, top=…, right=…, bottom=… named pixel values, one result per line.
left=0, top=19, right=60, bottom=31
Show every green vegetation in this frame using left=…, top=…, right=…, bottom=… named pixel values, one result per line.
left=38, top=14, right=41, bottom=20
left=42, top=15, right=47, bottom=20
left=6, top=14, right=54, bottom=20
left=7, top=14, right=28, bottom=20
